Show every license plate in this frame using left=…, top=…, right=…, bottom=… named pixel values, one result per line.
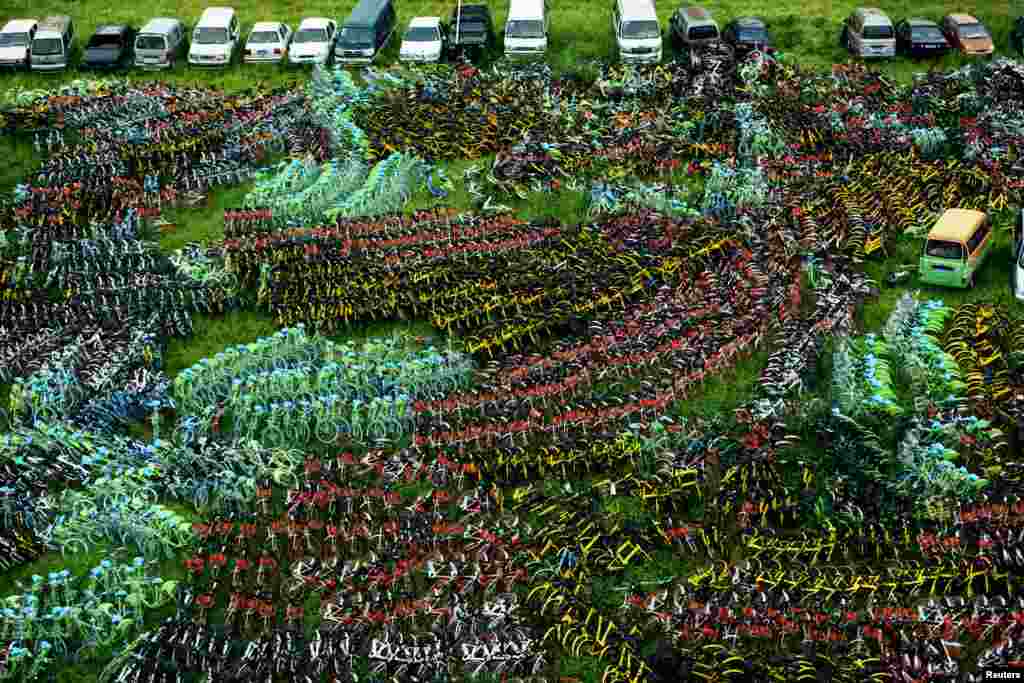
left=927, top=44, right=942, bottom=49
left=345, top=51, right=360, bottom=56
left=258, top=50, right=269, bottom=56
left=145, top=57, right=159, bottom=63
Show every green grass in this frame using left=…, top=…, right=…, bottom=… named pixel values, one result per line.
left=2, top=0, right=1023, bottom=680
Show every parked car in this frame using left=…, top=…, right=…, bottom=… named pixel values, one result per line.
left=1012, top=15, right=1024, bottom=56
left=81, top=25, right=136, bottom=70
left=448, top=4, right=496, bottom=61
left=135, top=17, right=187, bottom=70
left=1014, top=208, right=1024, bottom=302
left=399, top=17, right=447, bottom=63
left=504, top=0, right=548, bottom=59
left=721, top=16, right=771, bottom=56
left=919, top=209, right=992, bottom=289
left=189, top=7, right=241, bottom=67
left=31, top=15, right=75, bottom=72
left=840, top=7, right=896, bottom=58
left=942, top=14, right=994, bottom=56
left=0, top=19, right=37, bottom=70
left=335, top=0, right=397, bottom=65
left=895, top=18, right=949, bottom=58
left=612, top=0, right=661, bottom=64
left=669, top=6, right=720, bottom=50
left=289, top=17, right=336, bottom=64
left=244, top=22, right=291, bottom=63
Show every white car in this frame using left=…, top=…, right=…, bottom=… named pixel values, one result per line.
left=0, top=19, right=38, bottom=69
left=244, top=21, right=291, bottom=63
left=399, top=16, right=446, bottom=62
left=289, top=17, right=336, bottom=64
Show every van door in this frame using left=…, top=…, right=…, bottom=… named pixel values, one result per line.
left=849, top=14, right=862, bottom=55
left=967, top=218, right=991, bottom=268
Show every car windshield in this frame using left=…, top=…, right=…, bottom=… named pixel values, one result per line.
left=248, top=31, right=280, bottom=43
left=31, top=38, right=62, bottom=55
left=339, top=27, right=373, bottom=45
left=88, top=34, right=124, bottom=48
left=926, top=240, right=964, bottom=260
left=136, top=35, right=166, bottom=50
left=912, top=27, right=944, bottom=41
left=404, top=26, right=439, bottom=41
left=959, top=23, right=988, bottom=39
left=0, top=33, right=29, bottom=47
left=293, top=28, right=326, bottom=43
left=737, top=28, right=766, bottom=41
left=863, top=25, right=893, bottom=39
left=506, top=20, right=544, bottom=38
left=194, top=27, right=228, bottom=44
left=689, top=25, right=718, bottom=40
left=622, top=20, right=659, bottom=39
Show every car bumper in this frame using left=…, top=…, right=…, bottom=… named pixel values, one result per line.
left=189, top=58, right=231, bottom=67
left=400, top=54, right=441, bottom=62
left=620, top=52, right=660, bottom=63
left=244, top=55, right=285, bottom=63
left=0, top=61, right=28, bottom=69
left=137, top=61, right=172, bottom=69
left=335, top=55, right=373, bottom=64
left=288, top=55, right=329, bottom=64
left=82, top=60, right=123, bottom=69
left=505, top=49, right=544, bottom=58
left=30, top=63, right=67, bottom=71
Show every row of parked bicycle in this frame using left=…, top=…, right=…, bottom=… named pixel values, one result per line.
left=1, top=1, right=1021, bottom=74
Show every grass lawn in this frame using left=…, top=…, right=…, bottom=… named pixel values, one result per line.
left=1, top=0, right=1023, bottom=680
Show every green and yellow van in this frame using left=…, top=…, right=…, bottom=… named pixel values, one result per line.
left=918, top=208, right=992, bottom=289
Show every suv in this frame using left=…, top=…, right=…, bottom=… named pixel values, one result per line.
left=840, top=7, right=896, bottom=58
left=448, top=4, right=496, bottom=61
left=188, top=7, right=240, bottom=67
left=670, top=6, right=719, bottom=49
left=82, top=25, right=136, bottom=70
left=399, top=17, right=447, bottom=63
left=289, top=18, right=336, bottom=64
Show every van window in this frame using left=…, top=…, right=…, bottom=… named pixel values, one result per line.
left=863, top=25, right=893, bottom=39
left=621, top=20, right=659, bottom=38
left=88, top=33, right=125, bottom=48
left=926, top=240, right=964, bottom=260
left=137, top=34, right=167, bottom=50
left=507, top=20, right=544, bottom=38
left=404, top=26, right=439, bottom=41
left=340, top=26, right=374, bottom=45
left=967, top=222, right=989, bottom=254
left=195, top=27, right=229, bottom=44
left=689, top=25, right=717, bottom=40
left=32, top=37, right=63, bottom=54
left=0, top=33, right=29, bottom=47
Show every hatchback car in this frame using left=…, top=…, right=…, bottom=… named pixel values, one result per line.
left=941, top=14, right=993, bottom=56
left=399, top=17, right=447, bottom=63
left=669, top=6, right=720, bottom=50
left=289, top=17, right=336, bottom=64
left=895, top=19, right=949, bottom=58
left=244, top=22, right=291, bottom=63
left=721, top=17, right=771, bottom=56
left=82, top=25, right=136, bottom=70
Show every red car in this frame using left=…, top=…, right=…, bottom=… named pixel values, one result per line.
left=941, top=13, right=993, bottom=55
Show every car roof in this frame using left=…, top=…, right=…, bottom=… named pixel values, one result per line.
left=507, top=0, right=544, bottom=19
left=199, top=7, right=235, bottom=22
left=928, top=209, right=987, bottom=243
left=619, top=0, right=658, bottom=20
left=141, top=18, right=182, bottom=32
left=904, top=18, right=939, bottom=27
left=250, top=21, right=285, bottom=31
left=94, top=24, right=131, bottom=34
left=732, top=17, right=766, bottom=27
left=408, top=16, right=441, bottom=28
left=856, top=8, right=893, bottom=25
left=681, top=6, right=713, bottom=20
left=298, top=17, right=332, bottom=29
left=2, top=19, right=38, bottom=32
left=946, top=13, right=980, bottom=24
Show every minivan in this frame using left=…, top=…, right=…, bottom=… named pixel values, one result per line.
left=335, top=0, right=397, bottom=64
left=189, top=7, right=240, bottom=66
left=612, top=0, right=662, bottom=64
left=504, top=0, right=548, bottom=58
left=30, top=16, right=74, bottom=72
left=135, top=18, right=187, bottom=69
left=841, top=7, right=896, bottom=58
left=1013, top=209, right=1024, bottom=302
left=919, top=209, right=992, bottom=289
left=0, top=20, right=37, bottom=70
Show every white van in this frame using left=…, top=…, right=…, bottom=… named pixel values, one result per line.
left=504, top=0, right=548, bottom=58
left=0, top=19, right=37, bottom=69
left=189, top=7, right=240, bottom=66
left=30, top=16, right=74, bottom=72
left=612, top=0, right=662, bottom=64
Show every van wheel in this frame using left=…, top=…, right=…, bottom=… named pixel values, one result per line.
left=968, top=273, right=976, bottom=289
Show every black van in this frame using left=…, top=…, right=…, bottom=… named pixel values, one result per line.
left=334, top=0, right=396, bottom=64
